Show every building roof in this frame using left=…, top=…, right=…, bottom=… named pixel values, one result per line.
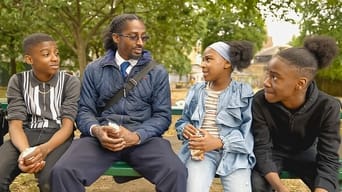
left=253, top=45, right=292, bottom=64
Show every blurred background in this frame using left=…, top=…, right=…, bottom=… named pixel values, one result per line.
left=1, top=1, right=341, bottom=191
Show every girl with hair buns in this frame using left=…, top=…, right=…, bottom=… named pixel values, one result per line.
left=176, top=40, right=256, bottom=192
left=251, top=35, right=341, bottom=192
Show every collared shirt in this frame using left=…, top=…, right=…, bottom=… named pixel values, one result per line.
left=115, top=51, right=138, bottom=75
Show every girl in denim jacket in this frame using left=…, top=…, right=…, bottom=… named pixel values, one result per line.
left=176, top=40, right=255, bottom=192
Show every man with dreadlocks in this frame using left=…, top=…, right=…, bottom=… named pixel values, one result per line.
left=51, top=14, right=187, bottom=192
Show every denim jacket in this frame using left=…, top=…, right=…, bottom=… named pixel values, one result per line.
left=175, top=81, right=255, bottom=176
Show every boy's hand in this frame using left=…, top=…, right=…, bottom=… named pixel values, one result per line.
left=18, top=147, right=46, bottom=173
left=18, top=159, right=46, bottom=173
left=314, top=188, right=328, bottom=192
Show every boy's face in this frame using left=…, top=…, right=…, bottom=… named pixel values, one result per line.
left=112, top=20, right=147, bottom=60
left=263, top=56, right=304, bottom=106
left=24, top=41, right=60, bottom=81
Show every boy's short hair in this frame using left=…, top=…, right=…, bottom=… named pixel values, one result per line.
left=23, top=33, right=55, bottom=54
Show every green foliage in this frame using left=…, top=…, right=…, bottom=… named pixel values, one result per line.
left=261, top=0, right=342, bottom=81
left=29, top=0, right=123, bottom=75
left=128, top=0, right=203, bottom=75
left=137, top=0, right=266, bottom=74
left=200, top=0, right=266, bottom=50
left=0, top=1, right=34, bottom=76
left=204, top=14, right=265, bottom=50
left=0, top=0, right=267, bottom=78
left=295, top=0, right=342, bottom=80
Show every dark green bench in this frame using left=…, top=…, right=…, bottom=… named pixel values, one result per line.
left=104, top=108, right=342, bottom=191
left=104, top=161, right=140, bottom=176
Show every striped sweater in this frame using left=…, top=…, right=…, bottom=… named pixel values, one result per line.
left=6, top=70, right=80, bottom=129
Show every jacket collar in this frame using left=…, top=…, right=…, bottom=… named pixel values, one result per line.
left=274, top=81, right=319, bottom=114
left=100, top=49, right=152, bottom=68
left=299, top=81, right=319, bottom=113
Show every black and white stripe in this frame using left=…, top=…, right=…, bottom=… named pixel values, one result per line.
left=21, top=71, right=66, bottom=129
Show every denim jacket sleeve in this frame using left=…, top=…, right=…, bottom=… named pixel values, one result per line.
left=175, top=83, right=203, bottom=141
left=175, top=87, right=193, bottom=140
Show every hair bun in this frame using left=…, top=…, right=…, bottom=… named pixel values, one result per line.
left=303, top=35, right=338, bottom=69
left=227, top=40, right=254, bottom=71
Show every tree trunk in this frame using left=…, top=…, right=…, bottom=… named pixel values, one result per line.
left=9, top=38, right=17, bottom=76
left=77, top=38, right=87, bottom=79
left=9, top=57, right=16, bottom=76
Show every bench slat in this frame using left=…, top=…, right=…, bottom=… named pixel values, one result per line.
left=103, top=161, right=140, bottom=176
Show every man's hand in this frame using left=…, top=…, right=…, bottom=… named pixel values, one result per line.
left=119, top=126, right=140, bottom=147
left=92, top=125, right=126, bottom=152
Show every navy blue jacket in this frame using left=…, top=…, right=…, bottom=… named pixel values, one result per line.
left=76, top=49, right=171, bottom=143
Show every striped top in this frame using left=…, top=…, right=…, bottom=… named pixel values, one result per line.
left=6, top=70, right=80, bottom=129
left=21, top=71, right=68, bottom=129
left=201, top=88, right=222, bottom=138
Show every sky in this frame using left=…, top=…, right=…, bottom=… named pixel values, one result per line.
left=265, top=10, right=301, bottom=46
left=266, top=19, right=300, bottom=46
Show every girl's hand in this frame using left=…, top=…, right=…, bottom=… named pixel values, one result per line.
left=182, top=124, right=198, bottom=139
left=189, top=129, right=223, bottom=152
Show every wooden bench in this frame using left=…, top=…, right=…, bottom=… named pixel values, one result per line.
left=1, top=102, right=342, bottom=189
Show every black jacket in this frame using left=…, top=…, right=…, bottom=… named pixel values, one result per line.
left=252, top=82, right=341, bottom=190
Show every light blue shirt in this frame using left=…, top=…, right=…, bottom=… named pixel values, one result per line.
left=175, top=80, right=255, bottom=176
